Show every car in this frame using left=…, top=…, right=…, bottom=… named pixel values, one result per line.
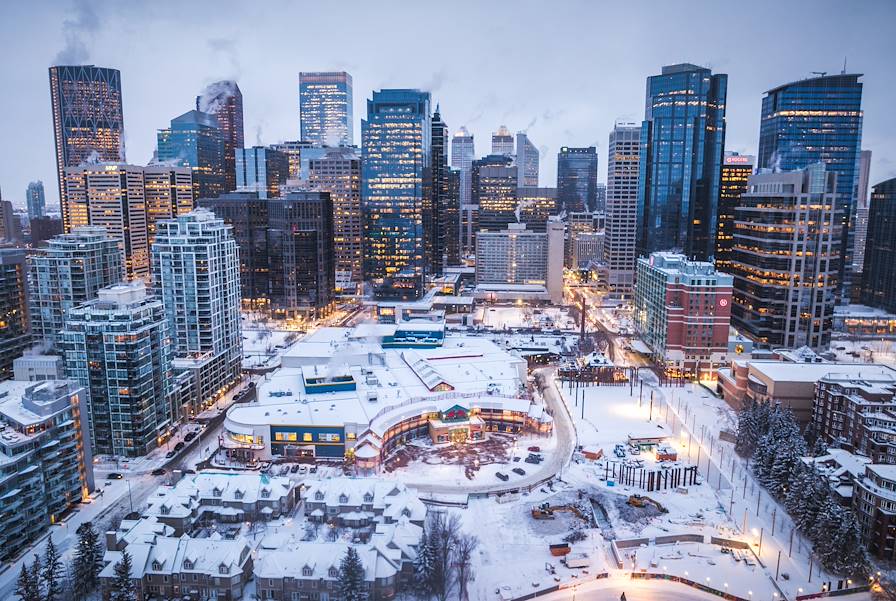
left=290, top=464, right=300, bottom=473
left=512, top=467, right=526, bottom=476
left=184, top=431, right=197, bottom=442
left=184, top=469, right=196, bottom=475
left=151, top=468, right=166, bottom=476
left=527, top=446, right=541, bottom=452
left=107, top=473, right=123, bottom=480
left=495, top=472, right=509, bottom=481
left=165, top=450, right=177, bottom=459
left=174, top=441, right=185, bottom=452
left=525, top=456, right=540, bottom=465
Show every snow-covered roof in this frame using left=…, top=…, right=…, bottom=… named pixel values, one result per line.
left=303, top=478, right=426, bottom=523
left=101, top=535, right=251, bottom=579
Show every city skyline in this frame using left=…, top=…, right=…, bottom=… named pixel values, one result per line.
left=1, top=0, right=894, bottom=210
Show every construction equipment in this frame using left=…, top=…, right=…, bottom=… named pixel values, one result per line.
left=626, top=494, right=668, bottom=513
left=531, top=502, right=586, bottom=520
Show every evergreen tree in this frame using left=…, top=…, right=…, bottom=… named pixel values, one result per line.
left=110, top=551, right=136, bottom=601
left=735, top=401, right=759, bottom=457
left=338, top=546, right=367, bottom=601
left=413, top=529, right=436, bottom=598
left=73, top=522, right=103, bottom=600
left=14, top=562, right=38, bottom=601
left=765, top=409, right=807, bottom=498
left=812, top=500, right=868, bottom=576
left=28, top=555, right=42, bottom=601
left=42, top=536, right=64, bottom=601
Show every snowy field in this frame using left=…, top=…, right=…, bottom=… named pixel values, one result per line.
left=829, top=338, right=896, bottom=369
left=242, top=326, right=301, bottom=369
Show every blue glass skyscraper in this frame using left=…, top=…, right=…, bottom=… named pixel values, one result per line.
left=362, top=89, right=431, bottom=300
left=157, top=110, right=225, bottom=200
left=636, top=63, right=727, bottom=261
left=757, top=73, right=863, bottom=296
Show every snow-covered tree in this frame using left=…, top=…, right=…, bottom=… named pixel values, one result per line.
left=110, top=551, right=136, bottom=601
left=15, top=562, right=39, bottom=601
left=73, top=521, right=104, bottom=600
left=28, top=555, right=42, bottom=601
left=42, top=536, right=64, bottom=601
left=414, top=529, right=436, bottom=598
left=812, top=500, right=868, bottom=576
left=735, top=401, right=760, bottom=457
left=338, top=546, right=367, bottom=601
left=454, top=533, right=479, bottom=601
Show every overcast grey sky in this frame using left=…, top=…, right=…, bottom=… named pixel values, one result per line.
left=1, top=0, right=894, bottom=210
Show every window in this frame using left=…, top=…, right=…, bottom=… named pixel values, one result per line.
left=328, top=567, right=339, bottom=578
left=303, top=433, right=313, bottom=442
left=219, top=564, right=229, bottom=575
left=152, top=561, right=162, bottom=571
left=302, top=566, right=313, bottom=577
left=183, top=560, right=193, bottom=570
left=315, top=491, right=324, bottom=501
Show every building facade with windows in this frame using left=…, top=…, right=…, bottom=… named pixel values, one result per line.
left=557, top=146, right=598, bottom=213
left=604, top=121, right=640, bottom=293
left=235, top=146, right=289, bottom=199
left=26, top=181, right=45, bottom=220
left=0, top=249, right=30, bottom=380
left=715, top=153, right=754, bottom=273
left=859, top=178, right=896, bottom=313
left=299, top=71, right=353, bottom=146
left=157, top=110, right=225, bottom=200
left=637, top=63, right=727, bottom=261
left=634, top=252, right=733, bottom=379
left=196, top=80, right=244, bottom=194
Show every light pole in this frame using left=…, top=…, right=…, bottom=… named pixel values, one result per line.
left=127, top=478, right=133, bottom=513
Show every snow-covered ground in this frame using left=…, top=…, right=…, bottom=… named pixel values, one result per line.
left=828, top=338, right=896, bottom=369
left=242, top=325, right=302, bottom=370
left=475, top=306, right=577, bottom=331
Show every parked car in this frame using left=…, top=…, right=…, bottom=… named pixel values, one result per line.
left=165, top=450, right=177, bottom=459
left=512, top=467, right=526, bottom=476
left=174, top=441, right=185, bottom=452
left=496, top=472, right=510, bottom=481
left=151, top=468, right=166, bottom=476
left=528, top=446, right=541, bottom=452
left=107, top=473, right=123, bottom=480
left=184, top=431, right=197, bottom=442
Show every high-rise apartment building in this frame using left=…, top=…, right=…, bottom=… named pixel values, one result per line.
left=144, top=165, right=194, bottom=245
left=565, top=211, right=598, bottom=268
left=197, top=192, right=269, bottom=305
left=851, top=150, right=873, bottom=290
left=26, top=181, right=46, bottom=220
left=758, top=73, right=863, bottom=297
left=475, top=221, right=564, bottom=304
left=428, top=107, right=450, bottom=275
left=152, top=210, right=241, bottom=414
left=634, top=252, right=733, bottom=379
left=28, top=227, right=124, bottom=347
left=361, top=89, right=431, bottom=300
left=491, top=126, right=514, bottom=156
left=859, top=178, right=896, bottom=313
left=516, top=132, right=539, bottom=187
left=235, top=146, right=289, bottom=199
left=444, top=169, right=461, bottom=266
left=715, top=153, right=754, bottom=273
left=299, top=72, right=353, bottom=146
left=637, top=63, right=727, bottom=260
left=604, top=121, right=641, bottom=293
left=61, top=280, right=172, bottom=457
left=156, top=110, right=226, bottom=200
left=557, top=146, right=598, bottom=213
left=268, top=193, right=335, bottom=318
left=308, top=147, right=362, bottom=292
left=49, top=65, right=125, bottom=232
left=196, top=81, right=244, bottom=193
left=729, top=165, right=840, bottom=350
left=472, top=155, right=517, bottom=233
left=0, top=249, right=29, bottom=380
left=63, top=163, right=167, bottom=279
left=0, top=379, right=94, bottom=560
left=0, top=199, right=21, bottom=242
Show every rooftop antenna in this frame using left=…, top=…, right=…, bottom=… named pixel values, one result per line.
left=842, top=57, right=848, bottom=74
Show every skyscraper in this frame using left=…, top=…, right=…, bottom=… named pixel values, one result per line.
left=299, top=72, right=353, bottom=146
left=308, top=147, right=362, bottom=292
left=152, top=210, right=242, bottom=413
left=451, top=127, right=475, bottom=207
left=0, top=198, right=21, bottom=242
left=594, top=183, right=607, bottom=213
left=267, top=192, right=336, bottom=318
left=61, top=280, right=172, bottom=457
left=198, top=191, right=269, bottom=305
left=361, top=89, right=431, bottom=300
left=0, top=249, right=29, bottom=380
left=270, top=140, right=313, bottom=180
left=143, top=165, right=194, bottom=245
left=196, top=81, right=244, bottom=193
left=63, top=164, right=150, bottom=279
left=729, top=165, right=839, bottom=351
left=859, top=178, right=896, bottom=313
left=235, top=146, right=289, bottom=199
left=604, top=121, right=641, bottom=292
left=491, top=125, right=514, bottom=156
left=637, top=63, right=727, bottom=260
left=715, top=152, right=754, bottom=273
left=516, top=187, right=558, bottom=232
left=852, top=149, right=873, bottom=288
left=49, top=65, right=125, bottom=232
left=758, top=73, right=863, bottom=297
left=515, top=132, right=539, bottom=187
left=156, top=110, right=226, bottom=200
left=557, top=146, right=598, bottom=213
left=428, top=106, right=450, bottom=274
left=444, top=169, right=461, bottom=266
left=28, top=227, right=124, bottom=348
left=473, top=155, right=518, bottom=232
left=26, top=181, right=46, bottom=220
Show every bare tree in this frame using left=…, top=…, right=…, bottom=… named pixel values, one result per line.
left=454, top=533, right=479, bottom=601
left=429, top=512, right=462, bottom=601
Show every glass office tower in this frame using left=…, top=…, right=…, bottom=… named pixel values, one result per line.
left=196, top=81, right=244, bottom=193
left=157, top=110, right=226, bottom=200
left=49, top=65, right=125, bottom=232
left=637, top=63, right=727, bottom=261
left=557, top=146, right=598, bottom=213
left=758, top=73, right=863, bottom=297
left=299, top=72, right=353, bottom=146
left=361, top=89, right=431, bottom=300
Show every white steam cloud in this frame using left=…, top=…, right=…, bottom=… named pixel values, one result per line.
left=54, top=0, right=100, bottom=65
left=197, top=80, right=239, bottom=115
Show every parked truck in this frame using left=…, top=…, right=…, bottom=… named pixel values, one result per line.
left=562, top=553, right=589, bottom=568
